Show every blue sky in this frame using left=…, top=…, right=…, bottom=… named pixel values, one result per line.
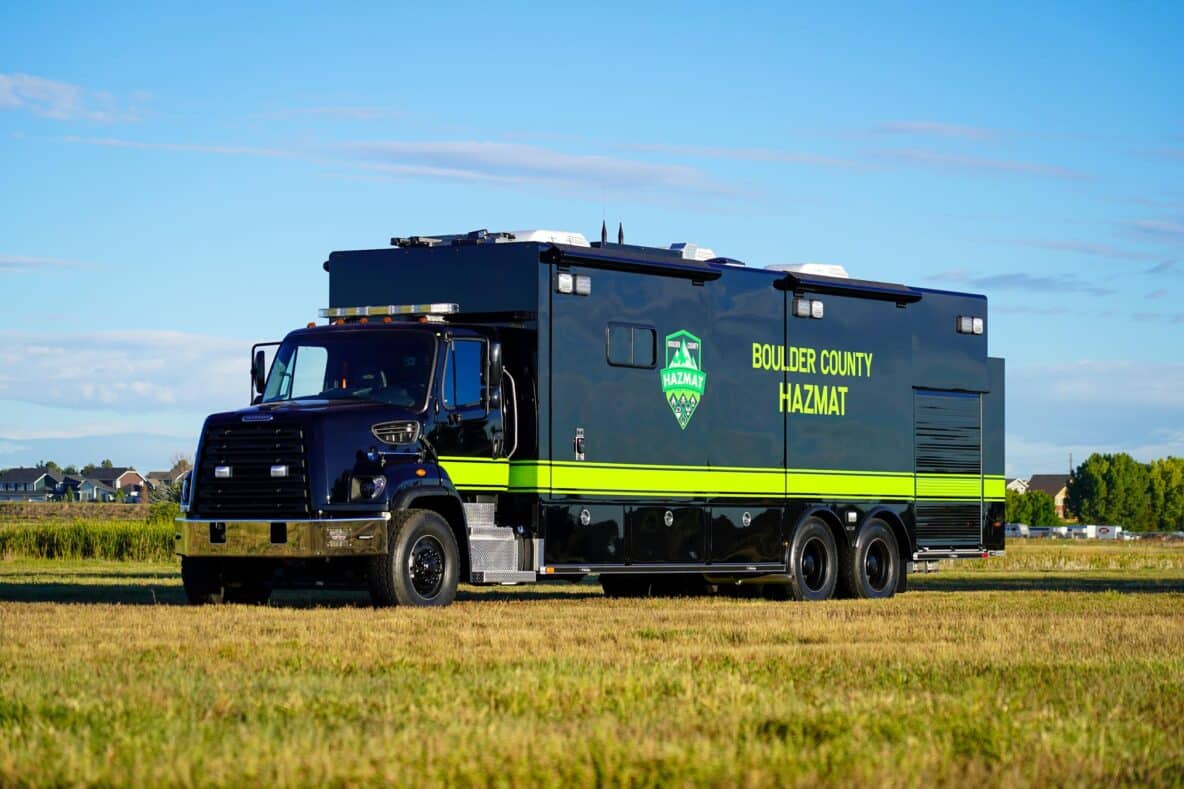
left=1, top=1, right=1181, bottom=476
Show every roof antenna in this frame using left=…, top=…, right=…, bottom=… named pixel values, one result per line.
left=617, top=222, right=624, bottom=245
left=601, top=220, right=607, bottom=245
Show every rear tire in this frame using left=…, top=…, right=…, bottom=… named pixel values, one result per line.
left=840, top=519, right=900, bottom=599
left=786, top=517, right=839, bottom=601
left=367, top=510, right=459, bottom=607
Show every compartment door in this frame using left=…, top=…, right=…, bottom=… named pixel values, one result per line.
left=914, top=390, right=983, bottom=549
left=548, top=265, right=710, bottom=565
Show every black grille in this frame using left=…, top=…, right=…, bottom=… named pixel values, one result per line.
left=193, top=422, right=310, bottom=519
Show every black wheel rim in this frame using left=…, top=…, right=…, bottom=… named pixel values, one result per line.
left=408, top=535, right=446, bottom=599
left=801, top=537, right=828, bottom=592
left=865, top=538, right=891, bottom=591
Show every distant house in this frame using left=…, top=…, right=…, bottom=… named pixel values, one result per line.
left=1028, top=474, right=1070, bottom=518
left=0, top=468, right=61, bottom=502
left=92, top=467, right=149, bottom=502
left=146, top=468, right=188, bottom=491
left=77, top=478, right=118, bottom=502
left=1005, top=478, right=1029, bottom=494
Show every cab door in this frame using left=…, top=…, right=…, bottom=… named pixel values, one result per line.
left=430, top=337, right=503, bottom=485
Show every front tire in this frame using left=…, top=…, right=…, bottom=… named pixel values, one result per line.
left=786, top=517, right=839, bottom=601
left=367, top=510, right=460, bottom=607
left=181, top=557, right=225, bottom=604
left=840, top=519, right=900, bottom=599
left=181, top=558, right=274, bottom=605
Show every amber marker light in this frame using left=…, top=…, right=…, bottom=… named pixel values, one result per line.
left=383, top=316, right=393, bottom=323
left=307, top=322, right=316, bottom=328
left=415, top=468, right=427, bottom=478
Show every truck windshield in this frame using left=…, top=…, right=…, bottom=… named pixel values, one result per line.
left=262, top=331, right=436, bottom=408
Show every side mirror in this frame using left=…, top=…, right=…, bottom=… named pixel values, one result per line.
left=487, top=342, right=503, bottom=409
left=252, top=349, right=267, bottom=395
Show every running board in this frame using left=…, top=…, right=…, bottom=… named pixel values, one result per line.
left=913, top=549, right=1000, bottom=561
left=542, top=562, right=785, bottom=575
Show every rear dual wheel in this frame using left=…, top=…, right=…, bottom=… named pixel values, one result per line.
left=840, top=519, right=901, bottom=599
left=786, top=518, right=839, bottom=601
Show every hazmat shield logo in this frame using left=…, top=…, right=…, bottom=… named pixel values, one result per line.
left=660, top=330, right=706, bottom=430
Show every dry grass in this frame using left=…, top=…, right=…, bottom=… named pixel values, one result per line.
left=0, top=543, right=1182, bottom=786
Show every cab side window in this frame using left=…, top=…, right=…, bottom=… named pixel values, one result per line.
left=443, top=339, right=486, bottom=409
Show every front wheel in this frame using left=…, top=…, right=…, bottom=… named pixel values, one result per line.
left=181, top=558, right=274, bottom=605
left=786, top=517, right=839, bottom=601
left=367, top=510, right=460, bottom=607
left=181, top=557, right=225, bottom=604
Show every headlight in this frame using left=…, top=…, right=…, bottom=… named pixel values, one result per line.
left=372, top=420, right=420, bottom=445
left=351, top=475, right=388, bottom=501
left=179, top=471, right=192, bottom=509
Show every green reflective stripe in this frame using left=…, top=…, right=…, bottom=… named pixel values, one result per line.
left=437, top=457, right=509, bottom=489
left=788, top=471, right=915, bottom=498
left=550, top=464, right=783, bottom=497
left=916, top=474, right=981, bottom=498
left=439, top=456, right=988, bottom=500
left=984, top=477, right=1006, bottom=500
left=508, top=461, right=550, bottom=490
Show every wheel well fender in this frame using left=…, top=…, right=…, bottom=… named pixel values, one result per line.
left=392, top=486, right=469, bottom=578
left=791, top=506, right=848, bottom=562
left=862, top=508, right=910, bottom=562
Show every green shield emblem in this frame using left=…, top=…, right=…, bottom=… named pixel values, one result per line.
left=660, top=330, right=706, bottom=430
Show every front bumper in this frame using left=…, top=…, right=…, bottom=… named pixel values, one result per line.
left=175, top=515, right=390, bottom=558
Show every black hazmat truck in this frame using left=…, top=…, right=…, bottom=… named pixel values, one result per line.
left=176, top=228, right=1005, bottom=606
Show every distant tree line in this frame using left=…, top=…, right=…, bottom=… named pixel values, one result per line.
left=1005, top=489, right=1060, bottom=526
left=1067, top=453, right=1184, bottom=531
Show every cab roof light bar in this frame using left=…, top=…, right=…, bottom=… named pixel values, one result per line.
left=318, top=303, right=460, bottom=319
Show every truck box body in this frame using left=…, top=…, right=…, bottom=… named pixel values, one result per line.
left=326, top=240, right=1004, bottom=568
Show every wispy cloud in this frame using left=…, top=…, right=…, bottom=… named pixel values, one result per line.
left=0, top=255, right=89, bottom=273
left=872, top=120, right=996, bottom=141
left=0, top=441, right=27, bottom=456
left=345, top=140, right=735, bottom=195
left=0, top=330, right=247, bottom=412
left=991, top=304, right=1072, bottom=316
left=63, top=136, right=292, bottom=158
left=1146, top=147, right=1184, bottom=161
left=1125, top=218, right=1184, bottom=243
left=619, top=142, right=864, bottom=169
left=258, top=106, right=406, bottom=121
left=1002, top=238, right=1162, bottom=262
left=1146, top=260, right=1178, bottom=275
left=931, top=269, right=1113, bottom=296
left=1147, top=288, right=1168, bottom=300
left=0, top=73, right=142, bottom=122
left=871, top=148, right=1088, bottom=180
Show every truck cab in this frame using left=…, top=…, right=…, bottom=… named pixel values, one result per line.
left=177, top=309, right=529, bottom=606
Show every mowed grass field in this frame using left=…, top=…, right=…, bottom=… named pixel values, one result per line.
left=1, top=540, right=1183, bottom=786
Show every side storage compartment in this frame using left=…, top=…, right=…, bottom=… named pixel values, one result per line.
left=914, top=390, right=983, bottom=550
